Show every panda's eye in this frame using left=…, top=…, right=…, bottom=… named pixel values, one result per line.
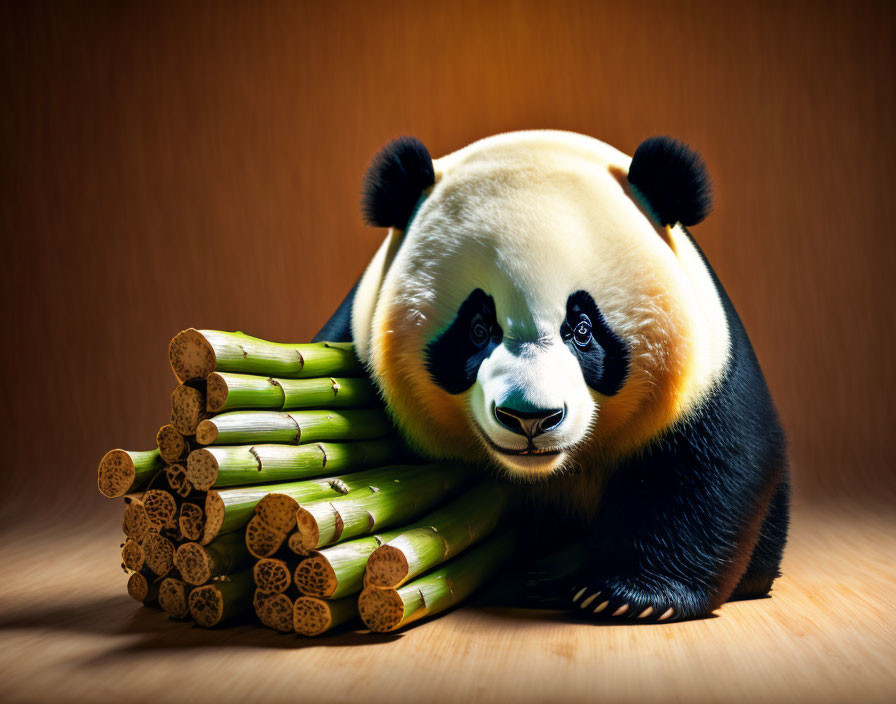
left=573, top=315, right=593, bottom=348
left=469, top=312, right=491, bottom=348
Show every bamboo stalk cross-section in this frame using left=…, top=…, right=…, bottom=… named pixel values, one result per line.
left=97, top=448, right=164, bottom=498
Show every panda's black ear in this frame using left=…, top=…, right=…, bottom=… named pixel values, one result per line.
left=627, top=136, right=712, bottom=227
left=361, top=137, right=435, bottom=229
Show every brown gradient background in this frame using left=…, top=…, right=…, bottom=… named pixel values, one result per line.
left=1, top=0, right=894, bottom=526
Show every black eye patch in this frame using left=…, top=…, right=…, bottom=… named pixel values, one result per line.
left=425, top=289, right=503, bottom=394
left=560, top=290, right=629, bottom=395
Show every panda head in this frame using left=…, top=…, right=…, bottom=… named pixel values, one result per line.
left=352, top=130, right=721, bottom=481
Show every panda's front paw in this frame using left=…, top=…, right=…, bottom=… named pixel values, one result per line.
left=568, top=577, right=708, bottom=623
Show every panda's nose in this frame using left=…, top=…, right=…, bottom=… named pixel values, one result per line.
left=494, top=403, right=566, bottom=438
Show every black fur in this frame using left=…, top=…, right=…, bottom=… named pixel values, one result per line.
left=560, top=290, right=629, bottom=395
left=424, top=289, right=503, bottom=394
left=361, top=137, right=435, bottom=230
left=627, top=137, right=712, bottom=227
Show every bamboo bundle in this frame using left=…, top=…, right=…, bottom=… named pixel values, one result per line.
left=168, top=329, right=363, bottom=382
left=206, top=373, right=377, bottom=413
left=101, top=329, right=515, bottom=636
left=186, top=438, right=401, bottom=490
left=292, top=464, right=477, bottom=554
left=195, top=408, right=390, bottom=446
left=188, top=569, right=255, bottom=627
left=358, top=532, right=515, bottom=632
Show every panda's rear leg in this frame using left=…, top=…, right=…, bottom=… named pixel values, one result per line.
left=729, top=474, right=791, bottom=601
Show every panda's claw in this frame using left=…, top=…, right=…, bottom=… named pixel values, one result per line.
left=566, top=576, right=699, bottom=623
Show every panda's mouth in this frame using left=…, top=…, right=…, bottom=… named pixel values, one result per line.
left=477, top=428, right=563, bottom=457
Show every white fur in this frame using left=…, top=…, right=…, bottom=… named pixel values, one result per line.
left=353, top=130, right=730, bottom=480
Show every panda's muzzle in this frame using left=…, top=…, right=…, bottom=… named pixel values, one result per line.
left=481, top=403, right=566, bottom=456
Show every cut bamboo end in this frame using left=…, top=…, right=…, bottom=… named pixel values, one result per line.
left=287, top=532, right=305, bottom=555
left=254, top=591, right=295, bottom=632
left=294, top=503, right=341, bottom=553
left=293, top=554, right=338, bottom=598
left=205, top=372, right=230, bottom=412
left=159, top=578, right=192, bottom=619
left=293, top=596, right=356, bottom=636
left=187, top=448, right=219, bottom=491
left=245, top=515, right=289, bottom=559
left=157, top=424, right=188, bottom=463
left=169, top=328, right=215, bottom=383
left=143, top=489, right=177, bottom=530
left=179, top=503, right=204, bottom=541
left=122, top=498, right=151, bottom=541
left=188, top=584, right=225, bottom=627
left=165, top=464, right=187, bottom=496
left=357, top=587, right=405, bottom=633
left=121, top=539, right=145, bottom=572
left=254, top=558, right=292, bottom=594
left=173, top=542, right=212, bottom=585
left=195, top=419, right=218, bottom=445
left=127, top=571, right=159, bottom=604
left=171, top=383, right=209, bottom=435
left=202, top=491, right=226, bottom=545
left=364, top=544, right=409, bottom=589
left=188, top=570, right=253, bottom=627
left=256, top=494, right=302, bottom=534
left=143, top=534, right=175, bottom=576
left=98, top=449, right=161, bottom=498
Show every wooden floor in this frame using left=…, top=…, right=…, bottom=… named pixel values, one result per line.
left=1, top=501, right=894, bottom=704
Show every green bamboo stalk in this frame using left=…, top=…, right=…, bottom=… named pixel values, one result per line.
left=174, top=532, right=252, bottom=586
left=188, top=569, right=255, bottom=627
left=293, top=463, right=477, bottom=553
left=365, top=482, right=507, bottom=588
left=195, top=409, right=390, bottom=446
left=293, top=596, right=357, bottom=636
left=245, top=464, right=454, bottom=558
left=206, top=373, right=378, bottom=413
left=158, top=577, right=193, bottom=619
left=358, top=531, right=515, bottom=632
left=186, top=439, right=402, bottom=490
left=98, top=448, right=164, bottom=498
left=168, top=328, right=363, bottom=383
left=293, top=526, right=408, bottom=599
left=202, top=464, right=427, bottom=545
left=254, top=590, right=296, bottom=632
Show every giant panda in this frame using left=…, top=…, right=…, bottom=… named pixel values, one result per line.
left=314, top=130, right=789, bottom=622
